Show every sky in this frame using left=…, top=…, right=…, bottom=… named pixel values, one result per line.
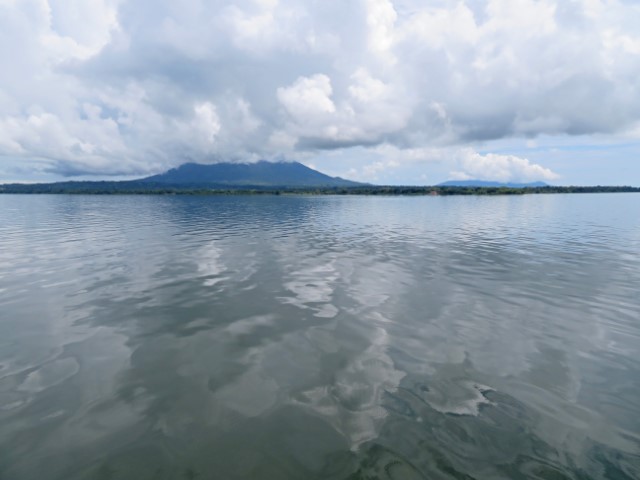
left=1, top=0, right=640, bottom=186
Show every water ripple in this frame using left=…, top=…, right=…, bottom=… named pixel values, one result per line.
left=0, top=193, right=639, bottom=479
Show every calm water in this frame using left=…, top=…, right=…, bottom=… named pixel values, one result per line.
left=0, top=194, right=639, bottom=480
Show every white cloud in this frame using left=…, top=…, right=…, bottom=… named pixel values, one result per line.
left=192, top=102, right=221, bottom=150
left=276, top=69, right=410, bottom=148
left=339, top=143, right=558, bottom=184
left=400, top=2, right=479, bottom=48
left=278, top=74, right=336, bottom=119
left=46, top=0, right=121, bottom=59
left=347, top=159, right=400, bottom=182
left=451, top=150, right=559, bottom=182
left=1, top=0, right=639, bottom=180
left=366, top=0, right=398, bottom=62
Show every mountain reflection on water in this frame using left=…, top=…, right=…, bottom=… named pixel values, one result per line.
left=0, top=194, right=639, bottom=480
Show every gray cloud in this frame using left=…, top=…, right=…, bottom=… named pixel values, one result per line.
left=1, top=0, right=640, bottom=181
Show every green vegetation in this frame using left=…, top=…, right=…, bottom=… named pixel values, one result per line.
left=1, top=182, right=639, bottom=196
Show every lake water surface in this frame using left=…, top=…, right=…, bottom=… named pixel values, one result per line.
left=0, top=194, right=639, bottom=479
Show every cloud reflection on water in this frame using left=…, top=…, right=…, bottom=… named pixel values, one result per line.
left=0, top=194, right=639, bottom=479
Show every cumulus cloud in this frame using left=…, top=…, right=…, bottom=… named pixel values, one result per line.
left=342, top=144, right=558, bottom=184
left=277, top=70, right=410, bottom=149
left=450, top=150, right=560, bottom=182
left=278, top=74, right=336, bottom=119
left=1, top=0, right=639, bottom=180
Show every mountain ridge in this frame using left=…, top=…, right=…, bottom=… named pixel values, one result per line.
left=140, top=161, right=363, bottom=187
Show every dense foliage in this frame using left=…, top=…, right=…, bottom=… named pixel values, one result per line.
left=1, top=182, right=639, bottom=196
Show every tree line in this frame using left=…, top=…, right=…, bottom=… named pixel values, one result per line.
left=1, top=182, right=639, bottom=196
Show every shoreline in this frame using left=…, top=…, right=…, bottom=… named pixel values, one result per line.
left=1, top=185, right=639, bottom=196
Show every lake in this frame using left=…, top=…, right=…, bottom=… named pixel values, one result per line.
left=0, top=193, right=639, bottom=480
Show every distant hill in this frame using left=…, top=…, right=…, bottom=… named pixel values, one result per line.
left=140, top=161, right=363, bottom=187
left=439, top=180, right=549, bottom=188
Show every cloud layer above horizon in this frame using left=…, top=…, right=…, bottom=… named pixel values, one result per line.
left=1, top=0, right=640, bottom=184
